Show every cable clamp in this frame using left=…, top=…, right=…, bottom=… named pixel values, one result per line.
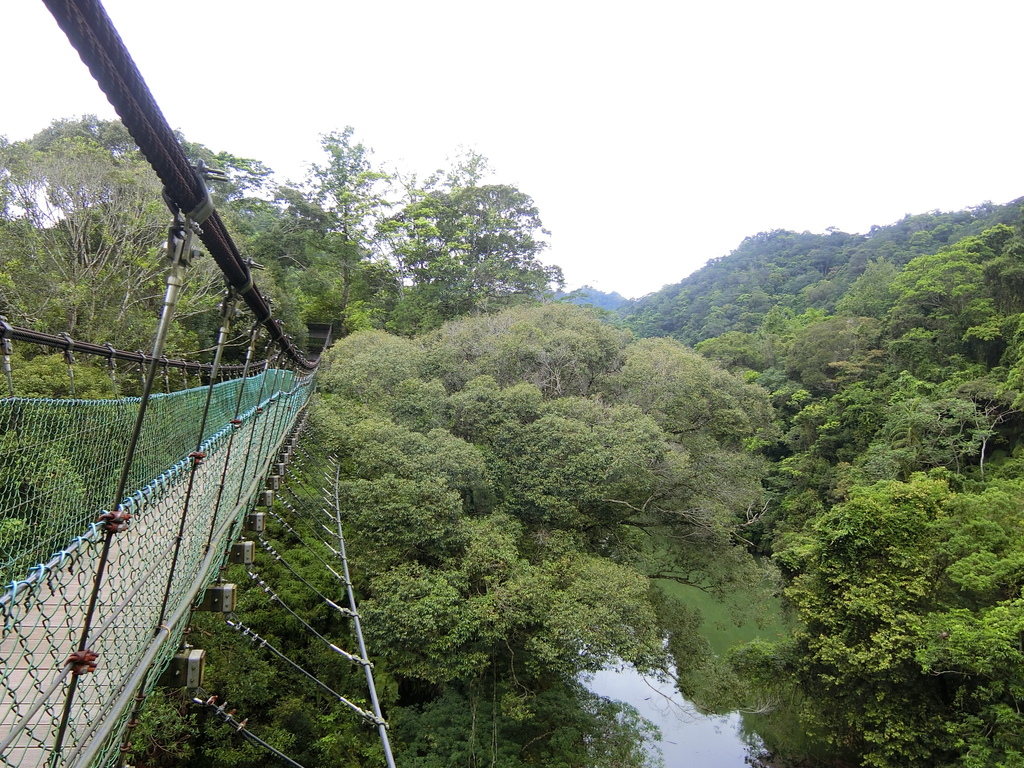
left=66, top=648, right=99, bottom=675
left=58, top=332, right=75, bottom=365
left=0, top=317, right=13, bottom=356
left=237, top=273, right=254, bottom=296
left=189, top=451, right=207, bottom=466
left=98, top=508, right=132, bottom=534
left=361, top=711, right=388, bottom=728
left=100, top=343, right=118, bottom=373
left=164, top=159, right=226, bottom=225
left=237, top=258, right=265, bottom=297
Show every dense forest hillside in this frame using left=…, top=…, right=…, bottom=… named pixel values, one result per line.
left=622, top=199, right=1024, bottom=345
left=108, top=304, right=778, bottom=768
left=0, top=118, right=775, bottom=767
left=657, top=201, right=1024, bottom=766
left=556, top=285, right=629, bottom=311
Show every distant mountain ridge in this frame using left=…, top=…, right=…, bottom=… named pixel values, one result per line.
left=620, top=198, right=1024, bottom=345
left=556, top=285, right=630, bottom=311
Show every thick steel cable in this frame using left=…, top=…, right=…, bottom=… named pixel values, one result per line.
left=276, top=450, right=397, bottom=765
left=270, top=452, right=395, bottom=765
left=41, top=0, right=316, bottom=371
left=330, top=459, right=397, bottom=768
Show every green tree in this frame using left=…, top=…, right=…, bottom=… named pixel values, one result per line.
left=887, top=226, right=1016, bottom=376
left=785, top=316, right=883, bottom=393
left=311, top=127, right=396, bottom=334
left=604, top=337, right=776, bottom=528
left=773, top=475, right=1024, bottom=767
left=385, top=177, right=563, bottom=333
left=0, top=120, right=221, bottom=348
left=318, top=330, right=425, bottom=407
left=860, top=375, right=991, bottom=480
left=835, top=259, right=898, bottom=319
left=424, top=303, right=631, bottom=395
left=784, top=475, right=954, bottom=766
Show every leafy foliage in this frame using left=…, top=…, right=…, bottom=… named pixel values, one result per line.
left=287, top=303, right=772, bottom=764
left=664, top=202, right=1024, bottom=765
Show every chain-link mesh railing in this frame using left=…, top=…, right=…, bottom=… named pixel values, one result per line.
left=0, top=369, right=313, bottom=768
left=0, top=371, right=294, bottom=584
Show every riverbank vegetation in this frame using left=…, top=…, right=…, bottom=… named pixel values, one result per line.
left=625, top=204, right=1024, bottom=767
left=4, top=116, right=1024, bottom=766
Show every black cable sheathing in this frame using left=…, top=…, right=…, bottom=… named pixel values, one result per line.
left=41, top=0, right=317, bottom=370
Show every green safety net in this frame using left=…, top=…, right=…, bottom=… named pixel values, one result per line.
left=0, top=368, right=314, bottom=768
left=0, top=369, right=299, bottom=584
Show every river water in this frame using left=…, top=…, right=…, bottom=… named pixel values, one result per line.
left=587, top=578, right=787, bottom=766
left=589, top=666, right=755, bottom=767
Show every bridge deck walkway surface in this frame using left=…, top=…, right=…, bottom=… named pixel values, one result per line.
left=1, top=460, right=225, bottom=768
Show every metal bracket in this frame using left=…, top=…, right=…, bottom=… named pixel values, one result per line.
left=0, top=316, right=14, bottom=346
left=198, top=583, right=237, bottom=612
left=229, top=541, right=255, bottom=564
left=219, top=287, right=241, bottom=324
left=157, top=649, right=205, bottom=689
left=162, top=159, right=226, bottom=225
left=244, top=512, right=265, bottom=532
left=0, top=316, right=14, bottom=397
left=58, top=332, right=75, bottom=366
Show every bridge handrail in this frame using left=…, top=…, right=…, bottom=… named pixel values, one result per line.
left=0, top=320, right=255, bottom=377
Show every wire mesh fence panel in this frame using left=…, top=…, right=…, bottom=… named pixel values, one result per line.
left=0, top=371, right=299, bottom=585
left=0, top=370, right=314, bottom=768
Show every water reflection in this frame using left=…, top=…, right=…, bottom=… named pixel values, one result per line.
left=588, top=666, right=755, bottom=767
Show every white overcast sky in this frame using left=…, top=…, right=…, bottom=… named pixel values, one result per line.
left=5, top=0, right=1024, bottom=298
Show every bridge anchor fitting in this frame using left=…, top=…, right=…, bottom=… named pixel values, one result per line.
left=230, top=541, right=255, bottom=564
left=198, top=583, right=237, bottom=612
left=158, top=649, right=206, bottom=689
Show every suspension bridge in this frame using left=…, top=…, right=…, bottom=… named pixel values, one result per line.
left=1, top=2, right=394, bottom=766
